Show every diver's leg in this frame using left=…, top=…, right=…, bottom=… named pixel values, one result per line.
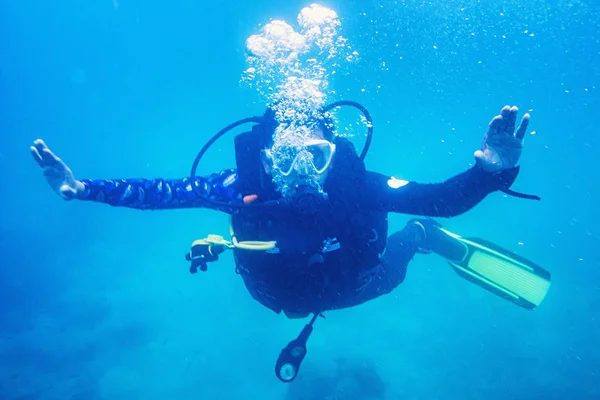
left=370, top=221, right=427, bottom=295
left=332, top=221, right=427, bottom=309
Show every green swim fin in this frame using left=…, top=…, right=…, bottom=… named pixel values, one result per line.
left=422, top=222, right=551, bottom=310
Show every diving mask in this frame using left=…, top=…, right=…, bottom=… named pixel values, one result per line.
left=272, top=139, right=336, bottom=177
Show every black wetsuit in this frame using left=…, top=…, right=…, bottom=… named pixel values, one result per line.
left=79, top=136, right=519, bottom=316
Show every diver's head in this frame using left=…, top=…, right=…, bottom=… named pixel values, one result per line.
left=258, top=108, right=336, bottom=199
left=262, top=136, right=336, bottom=199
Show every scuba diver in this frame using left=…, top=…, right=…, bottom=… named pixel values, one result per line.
left=30, top=102, right=551, bottom=382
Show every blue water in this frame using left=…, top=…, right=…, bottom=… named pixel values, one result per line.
left=1, top=1, right=598, bottom=399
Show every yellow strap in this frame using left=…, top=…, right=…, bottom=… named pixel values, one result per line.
left=192, top=217, right=277, bottom=253
left=228, top=215, right=277, bottom=251
left=193, top=236, right=276, bottom=252
left=231, top=236, right=277, bottom=251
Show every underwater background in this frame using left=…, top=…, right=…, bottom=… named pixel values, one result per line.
left=1, top=0, right=599, bottom=399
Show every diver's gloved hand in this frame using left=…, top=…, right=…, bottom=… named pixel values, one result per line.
left=474, top=105, right=530, bottom=172
left=30, top=139, right=85, bottom=200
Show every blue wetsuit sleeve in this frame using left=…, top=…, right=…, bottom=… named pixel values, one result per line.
left=78, top=168, right=243, bottom=213
left=364, top=165, right=520, bottom=217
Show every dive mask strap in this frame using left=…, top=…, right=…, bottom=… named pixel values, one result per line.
left=500, top=188, right=541, bottom=201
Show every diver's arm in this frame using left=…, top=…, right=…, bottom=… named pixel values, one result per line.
left=364, top=165, right=519, bottom=217
left=367, top=105, right=535, bottom=217
left=78, top=169, right=242, bottom=211
left=30, top=139, right=242, bottom=212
